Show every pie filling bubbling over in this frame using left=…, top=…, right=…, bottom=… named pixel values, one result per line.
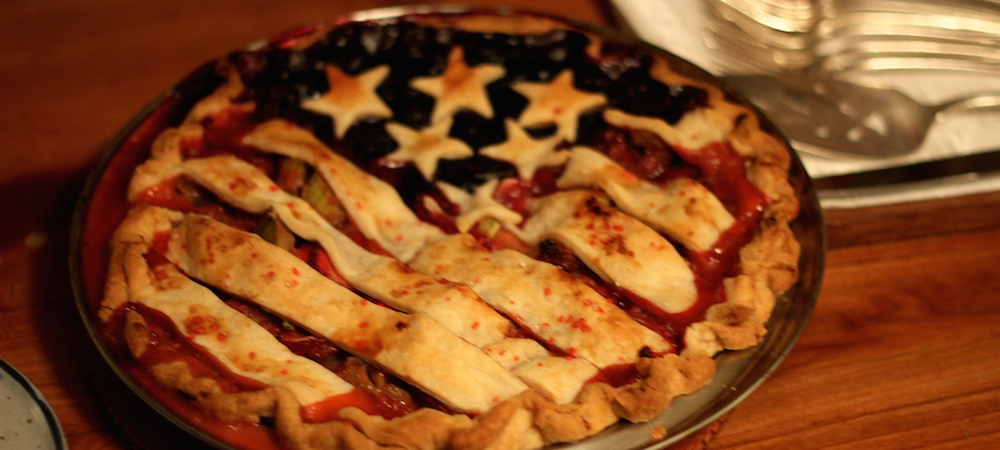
left=86, top=13, right=801, bottom=450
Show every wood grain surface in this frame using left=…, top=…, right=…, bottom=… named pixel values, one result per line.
left=1, top=1, right=998, bottom=449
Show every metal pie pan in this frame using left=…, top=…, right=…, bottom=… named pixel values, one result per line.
left=69, top=6, right=825, bottom=450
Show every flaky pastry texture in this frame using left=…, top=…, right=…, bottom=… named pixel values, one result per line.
left=97, top=12, right=801, bottom=450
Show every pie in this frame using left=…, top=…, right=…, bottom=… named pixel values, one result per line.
left=89, top=11, right=801, bottom=450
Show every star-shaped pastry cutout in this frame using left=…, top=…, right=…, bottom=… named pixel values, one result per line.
left=480, top=119, right=568, bottom=180
left=301, top=64, right=393, bottom=138
left=512, top=70, right=607, bottom=143
left=384, top=118, right=474, bottom=181
left=411, top=47, right=505, bottom=124
left=437, top=179, right=523, bottom=234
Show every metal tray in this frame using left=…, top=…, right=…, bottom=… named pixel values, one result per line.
left=69, top=6, right=825, bottom=449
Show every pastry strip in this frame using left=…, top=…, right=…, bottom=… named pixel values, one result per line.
left=180, top=155, right=511, bottom=347
left=105, top=206, right=354, bottom=409
left=242, top=119, right=444, bottom=262
left=512, top=357, right=598, bottom=405
left=557, top=146, right=734, bottom=251
left=132, top=266, right=356, bottom=407
left=517, top=190, right=697, bottom=314
left=165, top=214, right=527, bottom=413
left=410, top=233, right=670, bottom=369
left=181, top=156, right=604, bottom=404
left=603, top=108, right=732, bottom=152
left=481, top=338, right=599, bottom=404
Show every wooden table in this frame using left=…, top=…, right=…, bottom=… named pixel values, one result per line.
left=2, top=1, right=998, bottom=449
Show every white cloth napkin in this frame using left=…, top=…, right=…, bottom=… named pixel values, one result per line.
left=610, top=0, right=1000, bottom=207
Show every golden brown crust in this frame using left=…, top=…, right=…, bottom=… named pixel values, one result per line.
left=127, top=124, right=201, bottom=201
left=530, top=384, right=618, bottom=443
left=275, top=387, right=473, bottom=450
left=340, top=408, right=473, bottom=450
left=97, top=12, right=804, bottom=450
left=410, top=14, right=602, bottom=58
left=643, top=52, right=801, bottom=360
left=449, top=401, right=538, bottom=450
left=98, top=205, right=182, bottom=322
left=124, top=311, right=279, bottom=422
left=743, top=219, right=802, bottom=294
left=411, top=14, right=565, bottom=37
left=150, top=362, right=279, bottom=423
left=184, top=62, right=253, bottom=124
left=611, top=352, right=716, bottom=423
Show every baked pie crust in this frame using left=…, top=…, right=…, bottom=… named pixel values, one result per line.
left=93, top=11, right=801, bottom=450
